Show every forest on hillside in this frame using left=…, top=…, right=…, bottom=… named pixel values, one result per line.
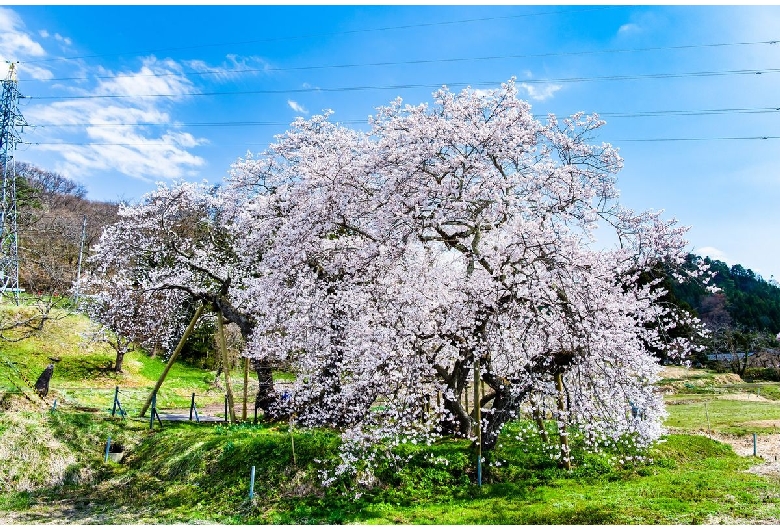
left=11, top=162, right=118, bottom=295
left=673, top=255, right=780, bottom=334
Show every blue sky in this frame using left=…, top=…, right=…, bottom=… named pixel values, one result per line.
left=2, top=5, right=780, bottom=280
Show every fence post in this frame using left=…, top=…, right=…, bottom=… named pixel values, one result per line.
left=104, top=436, right=111, bottom=463
left=754, top=433, right=758, bottom=457
left=249, top=465, right=256, bottom=499
left=111, top=386, right=119, bottom=416
left=224, top=394, right=228, bottom=422
left=190, top=393, right=195, bottom=421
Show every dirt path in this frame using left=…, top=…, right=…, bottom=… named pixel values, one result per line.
left=707, top=432, right=780, bottom=477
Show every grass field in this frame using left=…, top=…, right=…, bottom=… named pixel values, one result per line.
left=3, top=310, right=780, bottom=524
left=1, top=309, right=262, bottom=414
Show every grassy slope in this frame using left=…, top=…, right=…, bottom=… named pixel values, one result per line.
left=2, top=313, right=780, bottom=523
left=1, top=309, right=248, bottom=412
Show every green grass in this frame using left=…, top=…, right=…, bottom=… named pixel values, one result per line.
left=3, top=315, right=780, bottom=523
left=666, top=398, right=780, bottom=436
left=4, top=417, right=778, bottom=524
left=0, top=305, right=262, bottom=412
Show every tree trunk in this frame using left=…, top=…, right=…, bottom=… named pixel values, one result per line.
left=114, top=349, right=125, bottom=373
left=251, top=359, right=277, bottom=418
left=437, top=360, right=473, bottom=437
left=531, top=396, right=549, bottom=444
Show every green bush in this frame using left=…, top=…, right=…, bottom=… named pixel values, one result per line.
left=742, top=367, right=780, bottom=382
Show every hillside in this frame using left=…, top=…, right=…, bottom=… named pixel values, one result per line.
left=672, top=255, right=780, bottom=334
left=3, top=310, right=780, bottom=523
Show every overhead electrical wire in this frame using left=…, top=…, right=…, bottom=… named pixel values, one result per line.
left=22, top=6, right=619, bottom=65
left=20, top=38, right=780, bottom=84
left=24, top=67, right=780, bottom=101
left=15, top=23, right=780, bottom=148
left=19, top=106, right=780, bottom=129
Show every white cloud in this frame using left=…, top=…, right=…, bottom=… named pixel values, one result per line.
left=695, top=246, right=730, bottom=263
left=0, top=7, right=47, bottom=67
left=287, top=99, right=308, bottom=114
left=95, top=57, right=196, bottom=100
left=25, top=56, right=207, bottom=184
left=472, top=82, right=560, bottom=102
left=618, top=23, right=641, bottom=35
left=53, top=33, right=72, bottom=46
left=0, top=8, right=54, bottom=81
left=518, top=82, right=562, bottom=102
left=185, top=54, right=271, bottom=83
left=8, top=10, right=274, bottom=191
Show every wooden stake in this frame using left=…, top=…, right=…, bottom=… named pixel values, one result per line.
left=474, top=359, right=482, bottom=486
left=242, top=357, right=249, bottom=421
left=140, top=304, right=204, bottom=417
left=217, top=311, right=237, bottom=423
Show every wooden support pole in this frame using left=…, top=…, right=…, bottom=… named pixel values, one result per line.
left=140, top=304, right=205, bottom=417
left=474, top=359, right=482, bottom=487
left=242, top=357, right=249, bottom=421
left=217, top=311, right=237, bottom=423
left=150, top=392, right=156, bottom=429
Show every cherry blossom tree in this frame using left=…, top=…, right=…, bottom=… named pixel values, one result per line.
left=227, top=80, right=705, bottom=472
left=86, top=79, right=705, bottom=477
left=80, top=181, right=277, bottom=411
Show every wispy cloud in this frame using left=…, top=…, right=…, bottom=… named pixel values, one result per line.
left=25, top=56, right=206, bottom=183
left=0, top=7, right=52, bottom=80
left=53, top=33, right=71, bottom=46
left=695, top=246, right=730, bottom=263
left=473, top=82, right=560, bottom=103
left=287, top=99, right=309, bottom=114
left=518, top=82, right=562, bottom=102
left=185, top=54, right=271, bottom=83
left=618, top=23, right=641, bottom=35
left=94, top=57, right=196, bottom=100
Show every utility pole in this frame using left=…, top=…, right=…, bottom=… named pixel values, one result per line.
left=0, top=63, right=26, bottom=304
left=74, top=215, right=87, bottom=305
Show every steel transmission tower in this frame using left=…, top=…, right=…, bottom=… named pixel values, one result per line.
left=0, top=63, right=27, bottom=302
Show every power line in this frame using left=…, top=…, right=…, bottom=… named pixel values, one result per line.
left=21, top=106, right=780, bottom=129
left=26, top=68, right=780, bottom=101
left=21, top=135, right=780, bottom=148
left=23, top=6, right=618, bottom=65
left=20, top=38, right=780, bottom=84
left=618, top=135, right=780, bottom=142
